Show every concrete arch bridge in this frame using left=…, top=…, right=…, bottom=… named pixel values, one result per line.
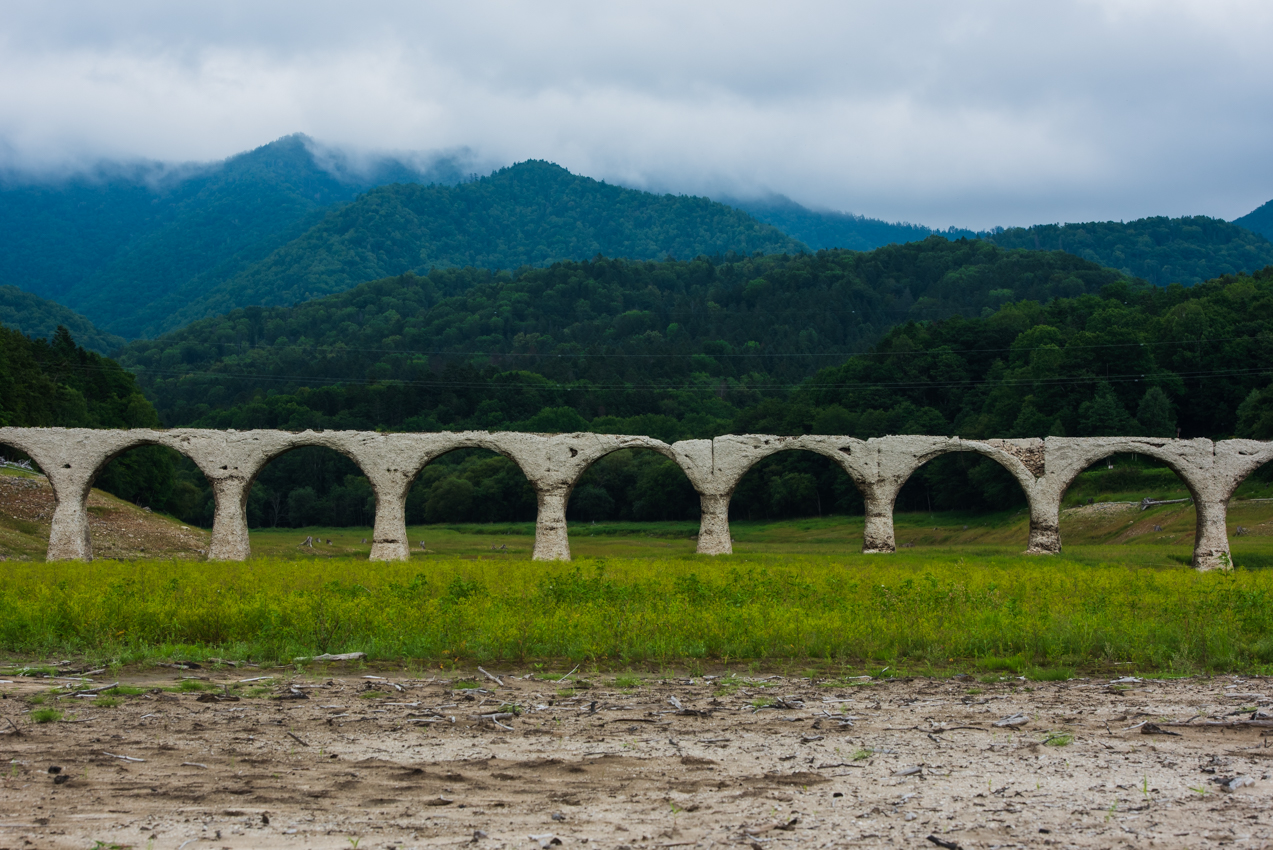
left=1, top=428, right=1267, bottom=570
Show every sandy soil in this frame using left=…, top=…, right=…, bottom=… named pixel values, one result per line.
left=2, top=668, right=1273, bottom=848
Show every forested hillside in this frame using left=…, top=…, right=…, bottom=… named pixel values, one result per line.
left=726, top=194, right=971, bottom=251
left=1235, top=198, right=1273, bottom=241
left=0, top=134, right=463, bottom=338
left=0, top=286, right=123, bottom=354
left=119, top=238, right=1125, bottom=430
left=0, top=326, right=190, bottom=516
left=111, top=255, right=1273, bottom=532
left=983, top=216, right=1273, bottom=286
left=113, top=238, right=1127, bottom=530
left=161, top=161, right=806, bottom=334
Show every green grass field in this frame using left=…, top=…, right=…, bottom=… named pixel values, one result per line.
left=7, top=467, right=1273, bottom=674
left=7, top=540, right=1273, bottom=676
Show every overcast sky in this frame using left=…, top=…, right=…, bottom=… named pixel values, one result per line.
left=1, top=1, right=1270, bottom=229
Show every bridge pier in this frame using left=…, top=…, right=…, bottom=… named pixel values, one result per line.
left=695, top=493, right=733, bottom=555
left=0, top=427, right=1267, bottom=571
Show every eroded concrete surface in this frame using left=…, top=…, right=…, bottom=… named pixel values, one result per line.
left=3, top=668, right=1273, bottom=848
left=2, top=428, right=1270, bottom=569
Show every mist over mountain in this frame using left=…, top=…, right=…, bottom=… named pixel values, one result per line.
left=152, top=160, right=806, bottom=337
left=2, top=133, right=1272, bottom=347
left=0, top=134, right=471, bottom=338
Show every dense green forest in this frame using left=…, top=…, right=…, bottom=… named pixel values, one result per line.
left=111, top=239, right=1128, bottom=529
left=0, top=325, right=189, bottom=515
left=161, top=161, right=805, bottom=336
left=0, top=286, right=123, bottom=354
left=118, top=238, right=1126, bottom=429
left=984, top=216, right=1273, bottom=286
left=1236, top=198, right=1273, bottom=241
left=726, top=194, right=971, bottom=251
left=0, top=134, right=463, bottom=339
left=21, top=253, right=1273, bottom=534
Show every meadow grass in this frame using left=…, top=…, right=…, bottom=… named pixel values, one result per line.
left=6, top=545, right=1273, bottom=674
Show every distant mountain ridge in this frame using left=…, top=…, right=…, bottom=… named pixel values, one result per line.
left=982, top=216, right=1273, bottom=286
left=4, top=132, right=1273, bottom=342
left=0, top=286, right=123, bottom=354
left=1235, top=198, right=1273, bottom=241
left=158, top=161, right=806, bottom=334
left=0, top=134, right=469, bottom=338
left=730, top=197, right=1273, bottom=286
left=728, top=193, right=975, bottom=251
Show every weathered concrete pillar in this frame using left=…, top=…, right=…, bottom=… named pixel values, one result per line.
left=532, top=485, right=572, bottom=561
left=0, top=427, right=156, bottom=562
left=1025, top=487, right=1062, bottom=554
left=696, top=493, right=733, bottom=555
left=861, top=482, right=899, bottom=554
left=45, top=464, right=96, bottom=561
left=162, top=428, right=305, bottom=562
left=368, top=476, right=411, bottom=561
left=1193, top=495, right=1232, bottom=571
left=207, top=477, right=252, bottom=561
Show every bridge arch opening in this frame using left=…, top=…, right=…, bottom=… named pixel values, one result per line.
left=86, top=442, right=212, bottom=559
left=728, top=449, right=864, bottom=550
left=1058, top=451, right=1198, bottom=560
left=893, top=451, right=1031, bottom=549
left=246, top=444, right=375, bottom=556
left=566, top=447, right=700, bottom=556
left=404, top=447, right=537, bottom=557
left=0, top=441, right=52, bottom=558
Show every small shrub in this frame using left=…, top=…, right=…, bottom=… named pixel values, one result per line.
left=30, top=708, right=61, bottom=724
left=1027, top=667, right=1074, bottom=682
left=613, top=675, right=641, bottom=690
left=176, top=679, right=216, bottom=692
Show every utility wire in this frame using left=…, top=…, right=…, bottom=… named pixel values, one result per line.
left=120, top=333, right=1264, bottom=361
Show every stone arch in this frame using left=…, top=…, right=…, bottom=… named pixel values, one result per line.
left=395, top=438, right=543, bottom=558
left=232, top=432, right=387, bottom=557
left=83, top=436, right=213, bottom=559
left=519, top=432, right=681, bottom=561
left=865, top=437, right=1043, bottom=554
left=678, top=435, right=873, bottom=555
left=0, top=434, right=53, bottom=556
left=726, top=445, right=870, bottom=547
left=563, top=440, right=701, bottom=553
left=881, top=439, right=1041, bottom=552
left=1040, top=437, right=1226, bottom=569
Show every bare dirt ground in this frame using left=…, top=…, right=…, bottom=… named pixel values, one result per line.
left=0, top=472, right=208, bottom=561
left=2, top=668, right=1273, bottom=849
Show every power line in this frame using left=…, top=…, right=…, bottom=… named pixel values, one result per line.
left=121, top=332, right=1264, bottom=362
left=111, top=362, right=1273, bottom=395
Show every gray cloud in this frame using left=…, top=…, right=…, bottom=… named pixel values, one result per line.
left=1, top=0, right=1271, bottom=228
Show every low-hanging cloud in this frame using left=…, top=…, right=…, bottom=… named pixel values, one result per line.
left=1, top=0, right=1271, bottom=228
